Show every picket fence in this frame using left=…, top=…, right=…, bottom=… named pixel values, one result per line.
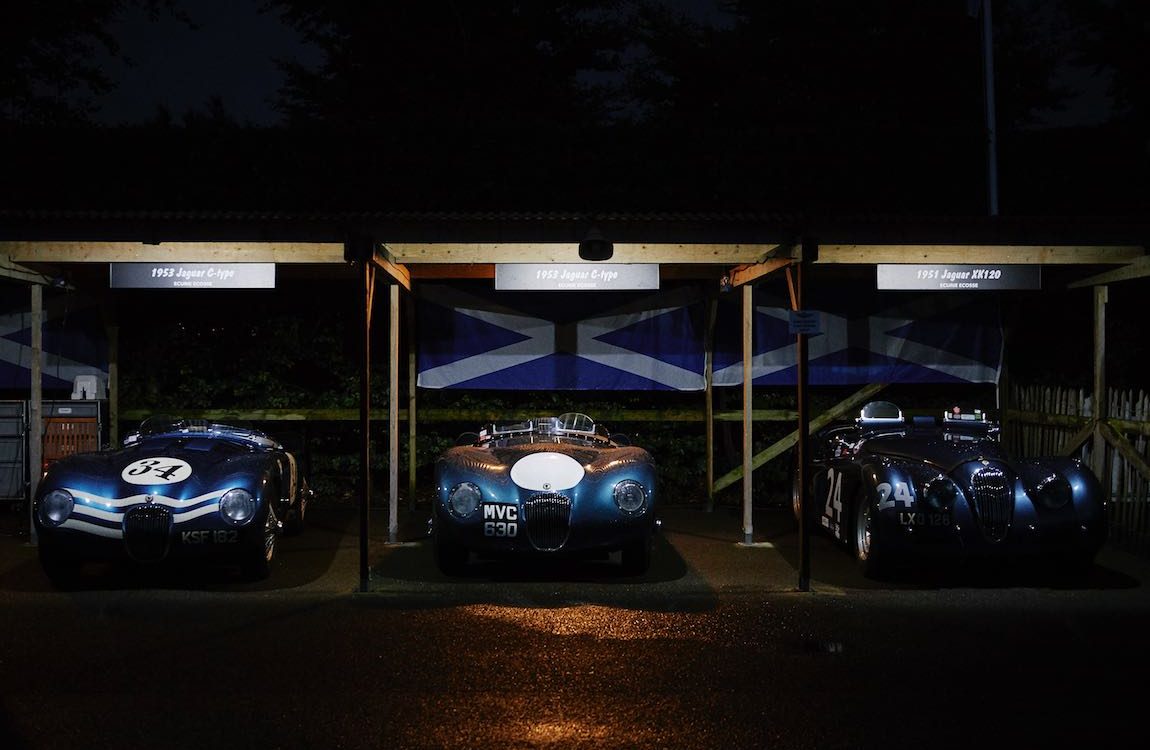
left=1005, top=385, right=1150, bottom=555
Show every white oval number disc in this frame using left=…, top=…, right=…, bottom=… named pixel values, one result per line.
left=509, top=452, right=584, bottom=491
left=121, top=457, right=193, bottom=485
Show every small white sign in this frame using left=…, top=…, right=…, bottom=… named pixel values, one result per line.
left=877, top=264, right=1041, bottom=291
left=110, top=263, right=276, bottom=289
left=495, top=264, right=659, bottom=291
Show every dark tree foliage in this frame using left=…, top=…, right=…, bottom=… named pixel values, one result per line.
left=0, top=1, right=1142, bottom=213
left=0, top=0, right=185, bottom=127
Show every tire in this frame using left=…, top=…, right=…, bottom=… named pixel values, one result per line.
left=791, top=460, right=804, bottom=527
left=242, top=504, right=279, bottom=581
left=434, top=533, right=468, bottom=576
left=283, top=479, right=309, bottom=536
left=621, top=535, right=652, bottom=576
left=853, top=497, right=886, bottom=579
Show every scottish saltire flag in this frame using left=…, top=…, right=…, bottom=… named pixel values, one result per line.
left=712, top=287, right=1002, bottom=386
left=0, top=291, right=109, bottom=391
left=416, top=283, right=707, bottom=390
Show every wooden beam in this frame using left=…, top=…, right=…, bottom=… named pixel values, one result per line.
left=727, top=257, right=794, bottom=287
left=375, top=246, right=411, bottom=290
left=3, top=241, right=345, bottom=264
left=816, top=244, right=1145, bottom=265
left=385, top=242, right=776, bottom=265
left=1099, top=421, right=1150, bottom=482
left=0, top=255, right=53, bottom=284
left=410, top=263, right=495, bottom=279
left=1068, top=255, right=1150, bottom=287
left=714, top=383, right=886, bottom=494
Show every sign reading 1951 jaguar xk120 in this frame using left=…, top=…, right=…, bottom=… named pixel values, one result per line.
left=432, top=413, right=659, bottom=575
left=33, top=417, right=311, bottom=585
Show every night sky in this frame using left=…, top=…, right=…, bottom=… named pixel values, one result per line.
left=89, top=0, right=1114, bottom=128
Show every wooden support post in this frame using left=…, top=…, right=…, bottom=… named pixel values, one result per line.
left=796, top=242, right=813, bottom=592
left=359, top=263, right=376, bottom=592
left=389, top=284, right=400, bottom=544
left=704, top=295, right=717, bottom=511
left=408, top=290, right=417, bottom=509
left=29, top=285, right=43, bottom=544
left=742, top=283, right=753, bottom=545
left=1092, top=285, right=1107, bottom=478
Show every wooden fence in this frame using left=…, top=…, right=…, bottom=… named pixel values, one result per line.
left=1005, top=385, right=1150, bottom=555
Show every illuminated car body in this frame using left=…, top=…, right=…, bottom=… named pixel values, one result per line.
left=796, top=401, right=1108, bottom=577
left=432, top=413, right=658, bottom=575
left=32, top=417, right=310, bottom=585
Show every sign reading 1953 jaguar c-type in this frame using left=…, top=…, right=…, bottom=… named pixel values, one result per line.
left=432, top=413, right=658, bottom=575
left=797, top=401, right=1109, bottom=578
left=33, top=417, right=310, bottom=585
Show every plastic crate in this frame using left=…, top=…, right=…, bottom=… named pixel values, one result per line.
left=42, top=417, right=100, bottom=472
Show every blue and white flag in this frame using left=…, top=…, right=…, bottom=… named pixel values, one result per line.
left=712, top=287, right=1002, bottom=386
left=0, top=291, right=109, bottom=391
left=416, top=283, right=708, bottom=390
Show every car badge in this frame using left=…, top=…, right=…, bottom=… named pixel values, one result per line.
left=543, top=482, right=552, bottom=490
left=145, top=494, right=154, bottom=504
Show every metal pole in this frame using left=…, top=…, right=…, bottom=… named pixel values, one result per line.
left=980, top=0, right=999, bottom=215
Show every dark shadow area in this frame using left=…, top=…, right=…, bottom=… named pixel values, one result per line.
left=366, top=518, right=717, bottom=612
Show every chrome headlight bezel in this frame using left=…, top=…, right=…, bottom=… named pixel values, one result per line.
left=448, top=482, right=482, bottom=518
left=1034, top=472, right=1072, bottom=510
left=220, top=488, right=257, bottom=526
left=921, top=475, right=959, bottom=511
left=613, top=479, right=648, bottom=514
left=38, top=489, right=74, bottom=527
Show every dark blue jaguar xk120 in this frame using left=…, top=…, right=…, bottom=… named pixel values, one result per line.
left=796, top=401, right=1108, bottom=578
left=33, top=416, right=310, bottom=585
left=432, top=413, right=658, bottom=575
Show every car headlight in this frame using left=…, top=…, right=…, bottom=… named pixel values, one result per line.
left=1034, top=472, right=1072, bottom=509
left=921, top=476, right=959, bottom=511
left=38, top=489, right=73, bottom=527
left=448, top=482, right=482, bottom=518
left=220, top=488, right=257, bottom=525
left=613, top=479, right=648, bottom=514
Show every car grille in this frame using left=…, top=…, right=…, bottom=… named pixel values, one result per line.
left=970, top=467, right=1012, bottom=543
left=524, top=493, right=571, bottom=551
left=123, top=505, right=172, bottom=562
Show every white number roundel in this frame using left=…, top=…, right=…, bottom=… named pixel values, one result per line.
left=121, top=457, right=193, bottom=485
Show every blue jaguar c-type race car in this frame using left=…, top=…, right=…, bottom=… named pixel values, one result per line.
left=432, top=413, right=658, bottom=575
left=796, top=401, right=1108, bottom=578
left=33, top=417, right=310, bottom=585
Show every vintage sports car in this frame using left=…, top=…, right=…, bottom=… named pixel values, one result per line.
left=33, top=416, right=310, bottom=584
left=795, top=401, right=1108, bottom=577
left=432, top=412, right=658, bottom=575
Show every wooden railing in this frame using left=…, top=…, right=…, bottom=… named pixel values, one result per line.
left=1005, top=385, right=1150, bottom=554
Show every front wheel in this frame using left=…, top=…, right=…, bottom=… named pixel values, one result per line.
left=242, top=505, right=279, bottom=581
left=620, top=535, right=652, bottom=576
left=853, top=498, right=886, bottom=579
left=433, top=533, right=468, bottom=576
left=38, top=538, right=81, bottom=589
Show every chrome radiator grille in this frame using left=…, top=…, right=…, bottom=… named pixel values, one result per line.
left=524, top=494, right=571, bottom=551
left=123, top=505, right=172, bottom=562
left=970, top=467, right=1012, bottom=543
